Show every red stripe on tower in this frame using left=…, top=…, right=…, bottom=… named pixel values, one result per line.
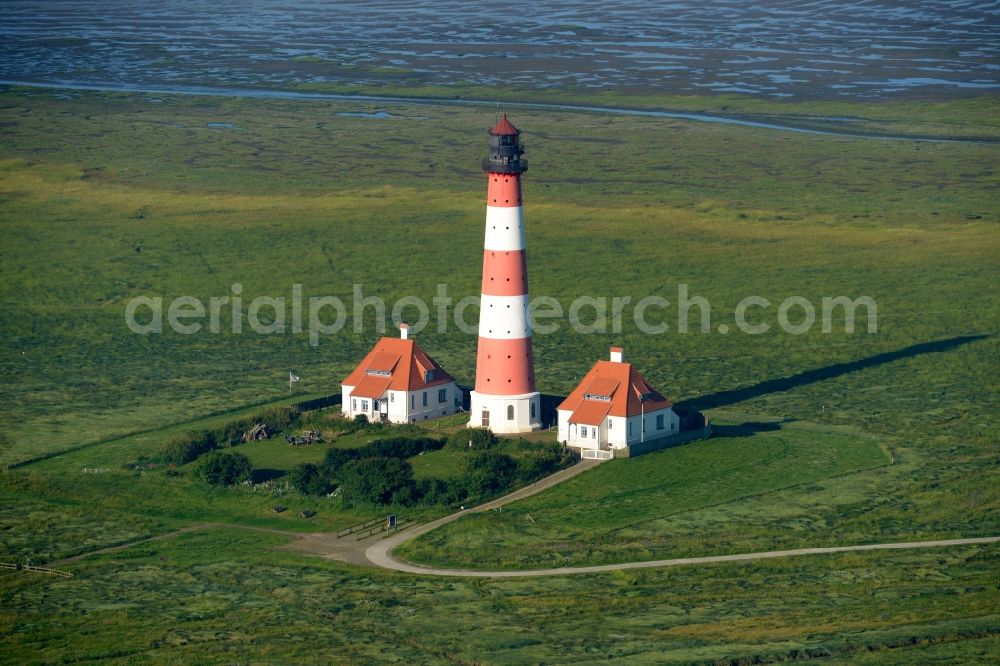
left=469, top=114, right=541, bottom=433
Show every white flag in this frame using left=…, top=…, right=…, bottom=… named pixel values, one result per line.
left=289, top=372, right=300, bottom=383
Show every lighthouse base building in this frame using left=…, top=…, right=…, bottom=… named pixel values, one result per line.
left=470, top=391, right=541, bottom=433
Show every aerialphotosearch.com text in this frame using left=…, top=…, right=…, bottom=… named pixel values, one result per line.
left=124, top=283, right=878, bottom=346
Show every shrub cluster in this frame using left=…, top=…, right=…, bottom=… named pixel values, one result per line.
left=193, top=451, right=253, bottom=486
left=445, top=427, right=497, bottom=451
left=290, top=435, right=445, bottom=499
left=291, top=434, right=577, bottom=510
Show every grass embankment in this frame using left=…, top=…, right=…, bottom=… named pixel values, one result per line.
left=0, top=88, right=998, bottom=662
left=397, top=419, right=891, bottom=568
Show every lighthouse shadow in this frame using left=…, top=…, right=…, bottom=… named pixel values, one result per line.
left=679, top=334, right=987, bottom=412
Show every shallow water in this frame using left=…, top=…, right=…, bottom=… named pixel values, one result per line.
left=0, top=1, right=997, bottom=101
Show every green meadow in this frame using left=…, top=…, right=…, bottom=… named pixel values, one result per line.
left=1, top=85, right=998, bottom=662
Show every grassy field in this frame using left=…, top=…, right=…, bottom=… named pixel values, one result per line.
left=289, top=80, right=1000, bottom=140
left=1, top=86, right=998, bottom=662
left=2, top=527, right=997, bottom=664
left=397, top=418, right=892, bottom=568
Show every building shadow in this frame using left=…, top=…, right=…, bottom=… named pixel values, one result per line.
left=679, top=334, right=988, bottom=412
left=711, top=421, right=784, bottom=438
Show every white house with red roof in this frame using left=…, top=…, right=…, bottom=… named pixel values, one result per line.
left=557, top=347, right=679, bottom=455
left=341, top=324, right=460, bottom=424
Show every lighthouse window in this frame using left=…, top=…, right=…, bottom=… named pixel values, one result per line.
left=507, top=405, right=514, bottom=420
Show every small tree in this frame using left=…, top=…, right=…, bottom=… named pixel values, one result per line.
left=193, top=451, right=253, bottom=486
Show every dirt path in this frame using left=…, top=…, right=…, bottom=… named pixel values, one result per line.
left=369, top=535, right=1000, bottom=578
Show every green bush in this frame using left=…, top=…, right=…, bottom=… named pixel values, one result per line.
left=447, top=428, right=497, bottom=451
left=289, top=462, right=335, bottom=496
left=338, top=457, right=414, bottom=506
left=515, top=443, right=577, bottom=483
left=193, top=451, right=253, bottom=486
left=462, top=451, right=518, bottom=499
left=322, top=448, right=357, bottom=477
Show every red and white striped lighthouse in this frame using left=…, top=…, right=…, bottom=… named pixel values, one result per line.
left=469, top=113, right=541, bottom=433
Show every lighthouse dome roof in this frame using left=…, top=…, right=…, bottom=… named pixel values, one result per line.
left=489, top=112, right=520, bottom=136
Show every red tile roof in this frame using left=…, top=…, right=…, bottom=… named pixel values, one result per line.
left=558, top=359, right=672, bottom=420
left=568, top=399, right=612, bottom=426
left=342, top=337, right=455, bottom=393
left=490, top=112, right=520, bottom=136
left=350, top=373, right=394, bottom=400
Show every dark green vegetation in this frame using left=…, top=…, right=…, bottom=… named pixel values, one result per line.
left=1, top=86, right=998, bottom=662
left=293, top=428, right=574, bottom=508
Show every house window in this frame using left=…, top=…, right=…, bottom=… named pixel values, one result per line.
left=628, top=421, right=633, bottom=436
left=507, top=405, right=514, bottom=420
left=422, top=392, right=428, bottom=407
left=352, top=399, right=357, bottom=411
left=591, top=427, right=597, bottom=439
left=411, top=394, right=415, bottom=409
left=390, top=392, right=394, bottom=402
left=657, top=414, right=665, bottom=430
left=581, top=427, right=587, bottom=439
left=530, top=401, right=536, bottom=419
left=482, top=410, right=490, bottom=427
left=361, top=400, right=368, bottom=411
left=438, top=388, right=447, bottom=403
left=608, top=419, right=612, bottom=430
